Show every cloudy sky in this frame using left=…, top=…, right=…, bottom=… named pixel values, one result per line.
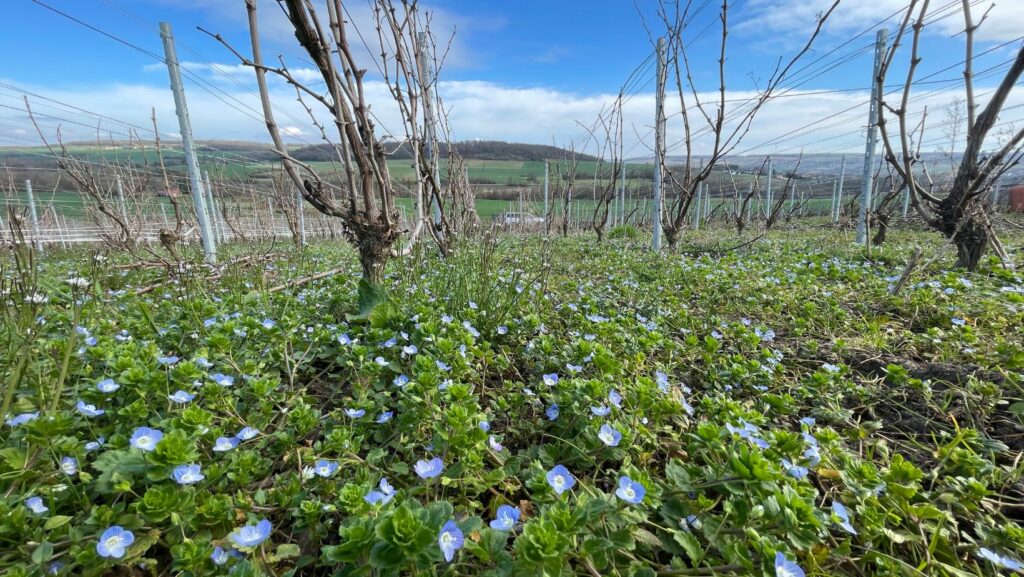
left=1, top=0, right=1023, bottom=159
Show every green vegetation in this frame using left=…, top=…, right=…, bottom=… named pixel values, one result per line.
left=1, top=227, right=1022, bottom=576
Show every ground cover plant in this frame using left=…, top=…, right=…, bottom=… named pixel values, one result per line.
left=1, top=228, right=1023, bottom=577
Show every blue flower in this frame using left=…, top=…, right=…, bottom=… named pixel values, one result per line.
left=803, top=444, right=821, bottom=466
left=25, top=496, right=48, bottom=514
left=96, top=526, right=135, bottom=558
left=383, top=337, right=397, bottom=348
left=48, top=561, right=64, bottom=574
left=376, top=411, right=394, bottom=423
left=488, top=435, right=503, bottom=451
left=6, top=411, right=39, bottom=427
left=978, top=548, right=1024, bottom=570
left=496, top=325, right=508, bottom=335
left=172, top=464, right=204, bottom=485
left=478, top=420, right=490, bottom=432
left=951, top=317, right=966, bottom=327
left=655, top=371, right=670, bottom=392
left=438, top=520, right=464, bottom=562
left=546, top=404, right=559, bottom=421
left=415, top=457, right=444, bottom=479
left=204, top=317, right=218, bottom=328
left=435, top=360, right=451, bottom=371
left=213, top=436, right=240, bottom=452
left=566, top=363, right=582, bottom=373
left=261, top=319, right=276, bottom=330
left=210, top=546, right=231, bottom=565
left=130, top=427, right=163, bottom=451
left=210, top=373, right=235, bottom=387
left=85, top=437, right=105, bottom=451
left=402, top=344, right=418, bottom=356
left=542, top=373, right=559, bottom=387
left=546, top=464, right=575, bottom=495
left=822, top=363, right=841, bottom=373
left=781, top=459, right=808, bottom=479
left=194, top=357, right=213, bottom=368
left=228, top=519, right=272, bottom=548
left=76, top=401, right=104, bottom=417
left=365, top=477, right=397, bottom=505
left=337, top=333, right=353, bottom=345
left=490, top=504, right=520, bottom=530
left=393, top=374, right=410, bottom=387
left=608, top=390, right=622, bottom=408
left=157, top=355, right=180, bottom=366
left=168, top=390, right=195, bottom=403
left=314, top=460, right=339, bottom=477
left=462, top=321, right=480, bottom=338
left=374, top=356, right=389, bottom=366
left=615, top=476, right=645, bottom=504
left=799, top=417, right=816, bottom=427
left=237, top=426, right=259, bottom=440
left=831, top=501, right=857, bottom=535
left=96, top=378, right=120, bottom=393
left=345, top=408, right=366, bottom=418
left=591, top=405, right=611, bottom=417
left=598, top=423, right=622, bottom=447
left=60, top=457, right=78, bottom=475
left=774, top=552, right=805, bottom=577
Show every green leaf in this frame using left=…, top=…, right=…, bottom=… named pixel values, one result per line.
left=31, top=541, right=53, bottom=565
left=43, top=516, right=72, bottom=531
left=673, top=531, right=704, bottom=563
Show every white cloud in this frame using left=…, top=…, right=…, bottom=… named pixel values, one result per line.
left=2, top=76, right=1021, bottom=162
left=737, top=0, right=1024, bottom=43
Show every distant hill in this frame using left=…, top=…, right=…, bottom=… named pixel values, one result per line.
left=289, top=140, right=598, bottom=163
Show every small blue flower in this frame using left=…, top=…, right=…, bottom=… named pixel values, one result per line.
left=194, top=357, right=213, bottom=368
left=831, top=501, right=857, bottom=535
left=438, top=520, right=464, bottom=562
left=463, top=321, right=480, bottom=338
left=261, top=319, right=276, bottom=330
left=210, top=546, right=231, bottom=565
left=496, top=325, right=508, bottom=335
left=615, top=476, right=645, bottom=504
left=345, top=408, right=366, bottom=418
left=822, top=363, right=841, bottom=373
left=365, top=477, right=397, bottom=505
left=781, top=459, right=808, bottom=479
left=96, top=526, right=135, bottom=558
left=376, top=411, right=394, bottom=423
left=6, top=411, right=39, bottom=427
left=952, top=317, right=966, bottom=327
left=172, top=463, right=204, bottom=485
left=157, top=355, right=180, bottom=366
left=374, top=356, right=389, bottom=366
left=774, top=552, right=805, bottom=577
left=546, top=404, right=559, bottom=421
left=655, top=371, right=669, bottom=392
left=228, top=519, right=272, bottom=548
left=204, top=317, right=218, bottom=328
left=977, top=548, right=1024, bottom=570
left=799, top=417, right=816, bottom=427
left=435, top=360, right=451, bottom=371
left=591, top=405, right=611, bottom=417
left=168, top=390, right=195, bottom=403
left=60, top=457, right=78, bottom=475
left=337, top=334, right=353, bottom=345
left=803, top=444, right=821, bottom=466
left=48, top=561, right=64, bottom=574
left=490, top=504, right=520, bottom=531
left=402, top=344, right=418, bottom=356
left=393, top=374, right=410, bottom=387
left=213, top=436, right=240, bottom=452
left=542, top=373, right=559, bottom=386
left=546, top=464, right=575, bottom=495
left=85, top=437, right=105, bottom=451
left=130, top=427, right=163, bottom=451
left=598, top=423, right=622, bottom=447
left=210, top=373, right=235, bottom=387
left=478, top=420, right=490, bottom=432
left=314, top=460, right=339, bottom=477
left=25, top=496, right=48, bottom=514
left=96, top=378, right=120, bottom=393
left=237, top=426, right=259, bottom=440
left=566, top=363, right=582, bottom=373
left=76, top=401, right=104, bottom=417
left=414, top=457, right=444, bottom=479
left=608, top=390, right=622, bottom=408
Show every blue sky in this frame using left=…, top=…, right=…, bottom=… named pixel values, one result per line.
left=2, top=0, right=1023, bottom=157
